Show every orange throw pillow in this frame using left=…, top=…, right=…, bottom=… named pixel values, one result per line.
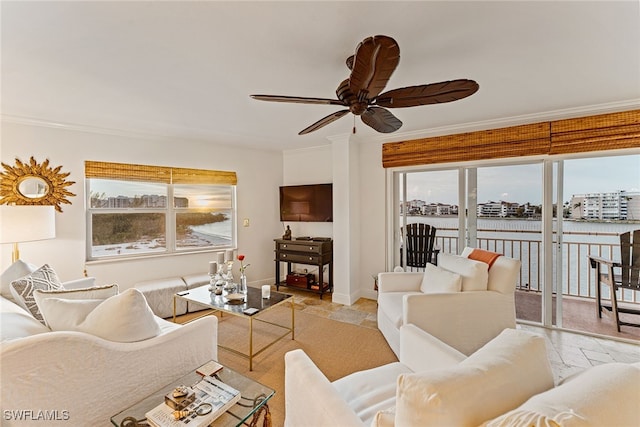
left=468, top=249, right=501, bottom=269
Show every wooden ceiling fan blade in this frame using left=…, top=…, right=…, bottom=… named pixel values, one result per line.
left=375, top=79, right=479, bottom=108
left=250, top=94, right=344, bottom=106
left=299, top=110, right=350, bottom=135
left=349, top=35, right=400, bottom=102
left=361, top=107, right=402, bottom=133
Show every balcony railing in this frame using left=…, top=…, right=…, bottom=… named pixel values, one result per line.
left=433, top=229, right=639, bottom=305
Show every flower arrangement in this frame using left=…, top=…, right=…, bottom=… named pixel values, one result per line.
left=238, top=254, right=250, bottom=275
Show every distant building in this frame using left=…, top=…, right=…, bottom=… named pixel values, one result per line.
left=570, top=190, right=639, bottom=220
left=477, top=201, right=520, bottom=217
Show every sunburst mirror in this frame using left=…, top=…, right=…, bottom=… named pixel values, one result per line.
left=0, top=157, right=76, bottom=212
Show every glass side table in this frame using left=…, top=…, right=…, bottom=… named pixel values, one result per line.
left=111, top=364, right=274, bottom=427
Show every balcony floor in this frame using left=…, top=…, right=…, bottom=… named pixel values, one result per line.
left=516, top=290, right=640, bottom=341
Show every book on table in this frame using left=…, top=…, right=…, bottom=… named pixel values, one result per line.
left=145, top=375, right=241, bottom=427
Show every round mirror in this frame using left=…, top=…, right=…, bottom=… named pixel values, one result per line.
left=0, top=156, right=75, bottom=212
left=18, top=176, right=50, bottom=199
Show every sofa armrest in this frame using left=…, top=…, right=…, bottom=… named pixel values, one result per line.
left=378, top=272, right=423, bottom=293
left=404, top=292, right=516, bottom=356
left=284, top=349, right=365, bottom=427
left=399, top=324, right=466, bottom=372
left=1, top=316, right=217, bottom=426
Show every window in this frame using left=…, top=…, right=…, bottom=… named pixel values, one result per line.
left=85, top=161, right=237, bottom=260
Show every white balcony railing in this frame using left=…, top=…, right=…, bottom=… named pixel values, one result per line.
left=433, top=229, right=639, bottom=305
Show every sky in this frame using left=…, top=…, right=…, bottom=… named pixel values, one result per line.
left=406, top=154, right=640, bottom=205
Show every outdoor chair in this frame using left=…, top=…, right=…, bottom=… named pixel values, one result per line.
left=400, top=223, right=438, bottom=270
left=588, top=229, right=640, bottom=332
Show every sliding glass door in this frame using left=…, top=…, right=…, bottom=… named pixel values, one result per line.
left=389, top=152, right=639, bottom=334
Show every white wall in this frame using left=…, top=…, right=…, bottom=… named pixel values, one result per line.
left=0, top=121, right=283, bottom=289
left=282, top=145, right=333, bottom=239
left=282, top=137, right=388, bottom=303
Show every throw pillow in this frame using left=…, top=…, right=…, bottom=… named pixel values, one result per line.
left=437, top=253, right=489, bottom=291
left=0, top=259, right=37, bottom=302
left=420, top=263, right=462, bottom=293
left=36, top=298, right=105, bottom=331
left=10, top=264, right=63, bottom=323
left=395, top=329, right=554, bottom=426
left=78, top=288, right=161, bottom=342
left=33, top=284, right=119, bottom=327
left=484, top=363, right=640, bottom=427
left=467, top=248, right=502, bottom=268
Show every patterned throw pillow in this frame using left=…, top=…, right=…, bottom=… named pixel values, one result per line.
left=10, top=264, right=63, bottom=323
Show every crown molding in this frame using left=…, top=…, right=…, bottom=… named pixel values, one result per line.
left=4, top=99, right=639, bottom=150
left=0, top=114, right=179, bottom=141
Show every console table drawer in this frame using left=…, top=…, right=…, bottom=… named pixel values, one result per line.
left=277, top=242, right=322, bottom=254
left=278, top=252, right=321, bottom=264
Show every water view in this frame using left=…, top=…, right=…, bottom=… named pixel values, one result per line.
left=402, top=215, right=639, bottom=299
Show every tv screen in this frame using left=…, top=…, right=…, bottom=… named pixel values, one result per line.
left=279, top=183, right=333, bottom=222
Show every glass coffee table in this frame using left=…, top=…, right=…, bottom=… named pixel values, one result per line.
left=174, top=286, right=294, bottom=371
left=111, top=364, right=274, bottom=427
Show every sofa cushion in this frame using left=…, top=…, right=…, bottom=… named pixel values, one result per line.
left=33, top=284, right=119, bottom=327
left=0, top=296, right=49, bottom=341
left=35, top=288, right=161, bottom=342
left=10, top=264, right=63, bottom=323
left=395, top=328, right=554, bottom=426
left=333, top=362, right=411, bottom=426
left=438, top=253, right=489, bottom=291
left=484, top=362, right=640, bottom=427
left=0, top=260, right=37, bottom=302
left=37, top=298, right=105, bottom=331
left=80, top=288, right=161, bottom=342
left=420, top=263, right=462, bottom=293
left=377, top=291, right=422, bottom=329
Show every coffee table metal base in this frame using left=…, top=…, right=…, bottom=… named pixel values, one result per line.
left=173, top=286, right=294, bottom=371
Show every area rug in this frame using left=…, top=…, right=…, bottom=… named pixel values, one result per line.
left=214, top=306, right=397, bottom=426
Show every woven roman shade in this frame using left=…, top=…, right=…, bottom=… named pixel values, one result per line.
left=85, top=161, right=237, bottom=185
left=382, top=109, right=640, bottom=168
left=550, top=110, right=640, bottom=155
left=382, top=123, right=550, bottom=168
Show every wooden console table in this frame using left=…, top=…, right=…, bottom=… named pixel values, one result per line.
left=274, top=238, right=333, bottom=298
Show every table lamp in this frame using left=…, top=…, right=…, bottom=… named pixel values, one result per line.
left=0, top=205, right=56, bottom=263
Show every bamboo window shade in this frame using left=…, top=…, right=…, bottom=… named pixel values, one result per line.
left=382, top=109, right=640, bottom=168
left=85, top=161, right=237, bottom=185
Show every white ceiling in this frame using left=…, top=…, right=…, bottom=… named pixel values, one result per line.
left=2, top=1, right=639, bottom=151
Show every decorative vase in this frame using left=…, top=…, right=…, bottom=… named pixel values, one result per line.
left=239, top=273, right=247, bottom=295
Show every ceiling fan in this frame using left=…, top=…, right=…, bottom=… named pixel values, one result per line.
left=250, top=35, right=479, bottom=135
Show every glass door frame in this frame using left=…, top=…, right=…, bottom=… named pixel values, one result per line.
left=387, top=157, right=555, bottom=326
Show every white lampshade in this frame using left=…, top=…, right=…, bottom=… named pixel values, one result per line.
left=0, top=206, right=56, bottom=262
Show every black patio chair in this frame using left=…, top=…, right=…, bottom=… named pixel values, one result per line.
left=589, top=229, right=640, bottom=332
left=401, top=223, right=438, bottom=270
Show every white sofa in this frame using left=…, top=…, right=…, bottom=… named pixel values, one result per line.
left=135, top=272, right=212, bottom=318
left=377, top=247, right=520, bottom=356
left=285, top=324, right=640, bottom=427
left=0, top=263, right=218, bottom=426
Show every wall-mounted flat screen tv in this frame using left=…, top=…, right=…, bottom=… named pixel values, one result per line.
left=279, top=183, right=333, bottom=222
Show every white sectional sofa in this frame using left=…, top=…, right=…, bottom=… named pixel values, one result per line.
left=377, top=247, right=520, bottom=356
left=1, top=263, right=218, bottom=426
left=135, top=272, right=211, bottom=318
left=285, top=325, right=640, bottom=426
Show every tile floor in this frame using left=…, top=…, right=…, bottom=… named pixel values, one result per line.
left=288, top=289, right=640, bottom=384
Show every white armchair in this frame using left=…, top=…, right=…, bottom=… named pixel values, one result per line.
left=377, top=247, right=521, bottom=357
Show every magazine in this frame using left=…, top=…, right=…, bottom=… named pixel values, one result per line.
left=145, top=376, right=241, bottom=427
